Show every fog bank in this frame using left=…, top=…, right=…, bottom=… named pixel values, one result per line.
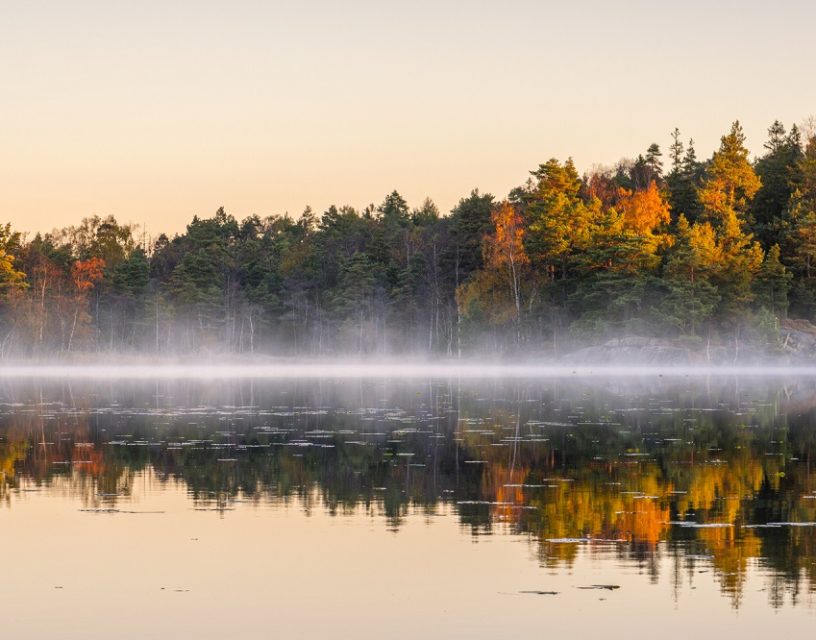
left=4, top=361, right=816, bottom=380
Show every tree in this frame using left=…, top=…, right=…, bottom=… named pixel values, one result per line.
left=486, top=201, right=529, bottom=340
left=669, top=128, right=684, bottom=174
left=713, top=211, right=764, bottom=327
left=279, top=211, right=321, bottom=353
left=0, top=224, right=26, bottom=297
left=645, top=143, right=664, bottom=183
left=660, top=216, right=720, bottom=337
left=569, top=207, right=662, bottom=336
left=616, top=181, right=671, bottom=238
left=525, top=158, right=594, bottom=282
left=754, top=244, right=792, bottom=318
left=105, top=248, right=151, bottom=349
left=332, top=252, right=377, bottom=353
left=378, top=191, right=410, bottom=226
left=695, top=122, right=764, bottom=351
left=67, top=256, right=105, bottom=351
left=751, top=121, right=803, bottom=247
left=784, top=136, right=816, bottom=317
left=443, top=190, right=495, bottom=285
left=667, top=138, right=705, bottom=222
left=698, top=121, right=761, bottom=229
left=166, top=208, right=240, bottom=350
left=455, top=201, right=537, bottom=350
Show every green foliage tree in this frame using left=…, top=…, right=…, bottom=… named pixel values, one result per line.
left=660, top=216, right=720, bottom=337
left=754, top=244, right=792, bottom=318
left=667, top=133, right=705, bottom=222
left=752, top=121, right=803, bottom=247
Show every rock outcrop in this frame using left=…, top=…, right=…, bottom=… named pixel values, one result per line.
left=780, top=318, right=816, bottom=361
left=564, top=322, right=816, bottom=366
left=565, top=337, right=705, bottom=365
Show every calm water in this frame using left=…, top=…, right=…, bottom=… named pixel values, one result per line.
left=2, top=373, right=816, bottom=638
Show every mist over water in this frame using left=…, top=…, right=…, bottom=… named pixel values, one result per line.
left=4, top=361, right=816, bottom=380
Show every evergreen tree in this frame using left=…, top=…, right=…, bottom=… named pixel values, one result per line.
left=570, top=207, right=661, bottom=336
left=667, top=132, right=704, bottom=222
left=332, top=252, right=377, bottom=352
left=669, top=128, right=684, bottom=174
left=752, top=121, right=803, bottom=247
left=660, top=216, right=720, bottom=337
left=781, top=135, right=816, bottom=318
left=754, top=244, right=792, bottom=318
left=698, top=121, right=761, bottom=229
left=437, top=190, right=493, bottom=294
left=645, top=143, right=664, bottom=182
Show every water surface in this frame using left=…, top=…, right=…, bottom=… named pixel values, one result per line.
left=2, top=373, right=816, bottom=637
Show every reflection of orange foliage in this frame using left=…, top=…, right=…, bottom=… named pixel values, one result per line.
left=0, top=411, right=129, bottom=506
left=458, top=413, right=816, bottom=606
left=74, top=445, right=105, bottom=477
left=483, top=464, right=528, bottom=523
left=530, top=479, right=670, bottom=548
left=616, top=496, right=669, bottom=547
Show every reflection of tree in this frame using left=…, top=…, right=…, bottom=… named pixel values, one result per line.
left=0, top=409, right=138, bottom=508
left=0, top=437, right=27, bottom=503
left=3, top=378, right=816, bottom=609
left=451, top=385, right=816, bottom=607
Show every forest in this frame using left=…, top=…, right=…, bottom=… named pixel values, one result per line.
left=1, top=120, right=814, bottom=358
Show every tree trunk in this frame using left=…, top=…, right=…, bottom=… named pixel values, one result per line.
left=67, top=307, right=79, bottom=352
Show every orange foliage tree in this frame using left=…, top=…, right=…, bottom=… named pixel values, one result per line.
left=67, top=257, right=106, bottom=351
left=616, top=181, right=671, bottom=237
left=485, top=201, right=529, bottom=330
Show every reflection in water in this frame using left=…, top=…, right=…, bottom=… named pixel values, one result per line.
left=2, top=376, right=816, bottom=611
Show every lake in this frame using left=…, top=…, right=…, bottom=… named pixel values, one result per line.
left=2, top=369, right=816, bottom=637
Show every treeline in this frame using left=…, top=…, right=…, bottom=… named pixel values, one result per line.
left=1, top=120, right=815, bottom=357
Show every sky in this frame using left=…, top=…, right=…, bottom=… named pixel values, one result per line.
left=1, top=0, right=815, bottom=238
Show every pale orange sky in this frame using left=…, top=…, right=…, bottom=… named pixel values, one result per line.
left=2, top=0, right=815, bottom=237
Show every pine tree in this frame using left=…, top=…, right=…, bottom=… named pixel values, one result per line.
left=754, top=244, right=792, bottom=317
left=696, top=121, right=764, bottom=340
left=332, top=252, right=377, bottom=352
left=669, top=128, right=684, bottom=174
left=782, top=135, right=816, bottom=317
left=525, top=158, right=593, bottom=282
left=660, top=216, right=720, bottom=337
left=570, top=207, right=662, bottom=336
left=751, top=121, right=803, bottom=247
left=698, top=121, right=761, bottom=229
left=645, top=143, right=664, bottom=182
left=667, top=138, right=704, bottom=222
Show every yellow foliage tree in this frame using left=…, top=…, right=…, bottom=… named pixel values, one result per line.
left=698, top=121, right=761, bottom=229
